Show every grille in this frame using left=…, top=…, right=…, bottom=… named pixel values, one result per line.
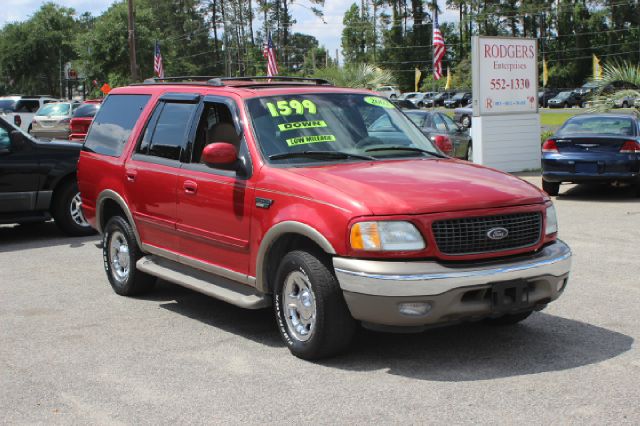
left=432, top=212, right=542, bottom=255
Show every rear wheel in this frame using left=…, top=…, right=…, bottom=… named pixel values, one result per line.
left=466, top=143, right=473, bottom=161
left=542, top=179, right=560, bottom=196
left=622, top=101, right=629, bottom=108
left=103, top=216, right=155, bottom=296
left=563, top=102, right=569, bottom=108
left=273, top=250, right=356, bottom=360
left=485, top=310, right=533, bottom=325
left=51, top=180, right=95, bottom=236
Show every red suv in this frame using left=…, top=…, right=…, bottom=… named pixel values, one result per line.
left=78, top=77, right=572, bottom=359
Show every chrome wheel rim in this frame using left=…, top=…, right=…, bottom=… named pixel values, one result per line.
left=282, top=271, right=316, bottom=342
left=109, top=231, right=130, bottom=283
left=70, top=192, right=89, bottom=227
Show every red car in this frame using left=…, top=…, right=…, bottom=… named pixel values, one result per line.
left=78, top=77, right=572, bottom=359
left=69, top=99, right=101, bottom=142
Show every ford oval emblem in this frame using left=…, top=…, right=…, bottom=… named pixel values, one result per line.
left=487, top=227, right=509, bottom=240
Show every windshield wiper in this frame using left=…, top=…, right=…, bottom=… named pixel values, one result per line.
left=269, top=150, right=377, bottom=161
left=363, top=146, right=447, bottom=158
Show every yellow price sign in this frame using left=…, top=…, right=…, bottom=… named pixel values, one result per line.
left=266, top=99, right=318, bottom=117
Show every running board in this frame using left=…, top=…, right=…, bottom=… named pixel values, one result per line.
left=136, top=255, right=270, bottom=309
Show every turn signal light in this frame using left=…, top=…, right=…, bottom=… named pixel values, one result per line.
left=619, top=140, right=640, bottom=153
left=542, top=139, right=558, bottom=153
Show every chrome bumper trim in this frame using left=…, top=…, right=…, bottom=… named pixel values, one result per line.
left=333, top=240, right=572, bottom=297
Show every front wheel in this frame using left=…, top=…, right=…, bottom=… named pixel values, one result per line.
left=542, top=179, right=560, bottom=196
left=51, top=181, right=95, bottom=236
left=274, top=250, right=356, bottom=360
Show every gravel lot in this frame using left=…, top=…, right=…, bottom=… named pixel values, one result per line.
left=1, top=176, right=639, bottom=424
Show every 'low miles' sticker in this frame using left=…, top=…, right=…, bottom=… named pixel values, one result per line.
left=278, top=120, right=327, bottom=132
left=286, top=134, right=336, bottom=146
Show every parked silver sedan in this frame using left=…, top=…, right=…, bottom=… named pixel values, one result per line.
left=29, top=102, right=80, bottom=140
left=404, top=110, right=473, bottom=160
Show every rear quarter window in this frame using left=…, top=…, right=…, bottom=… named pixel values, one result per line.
left=84, top=94, right=151, bottom=157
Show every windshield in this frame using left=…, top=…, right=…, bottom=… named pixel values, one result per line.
left=557, top=116, right=636, bottom=137
left=452, top=93, right=466, bottom=100
left=37, top=103, right=71, bottom=116
left=556, top=92, right=571, bottom=99
left=0, top=99, right=17, bottom=112
left=246, top=93, right=440, bottom=165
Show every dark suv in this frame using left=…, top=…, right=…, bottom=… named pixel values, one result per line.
left=0, top=116, right=94, bottom=235
left=78, top=76, right=571, bottom=359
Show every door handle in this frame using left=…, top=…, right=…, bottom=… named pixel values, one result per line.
left=183, top=180, right=198, bottom=194
left=125, top=171, right=137, bottom=182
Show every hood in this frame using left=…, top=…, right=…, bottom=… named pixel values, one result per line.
left=286, top=158, right=546, bottom=216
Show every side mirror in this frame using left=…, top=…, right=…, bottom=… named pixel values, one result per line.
left=9, top=130, right=26, bottom=152
left=201, top=142, right=238, bottom=167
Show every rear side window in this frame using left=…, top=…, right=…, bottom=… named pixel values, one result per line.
left=84, top=94, right=151, bottom=157
left=73, top=103, right=100, bottom=118
left=146, top=102, right=197, bottom=160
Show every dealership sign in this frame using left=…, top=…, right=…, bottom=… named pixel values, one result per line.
left=472, top=36, right=538, bottom=116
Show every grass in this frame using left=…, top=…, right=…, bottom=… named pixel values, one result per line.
left=540, top=110, right=581, bottom=127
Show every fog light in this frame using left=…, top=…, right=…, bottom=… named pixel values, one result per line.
left=398, top=302, right=432, bottom=317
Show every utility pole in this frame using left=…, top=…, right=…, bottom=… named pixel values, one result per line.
left=127, top=0, right=138, bottom=82
left=59, top=48, right=63, bottom=99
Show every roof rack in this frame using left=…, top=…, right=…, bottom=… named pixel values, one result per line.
left=140, top=76, right=333, bottom=87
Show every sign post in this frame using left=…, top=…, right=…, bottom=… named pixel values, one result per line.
left=470, top=36, right=540, bottom=172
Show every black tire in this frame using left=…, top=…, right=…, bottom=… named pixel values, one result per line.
left=273, top=250, right=356, bottom=360
left=51, top=180, right=95, bottom=236
left=465, top=143, right=473, bottom=161
left=563, top=102, right=569, bottom=108
left=390, top=94, right=397, bottom=100
left=622, top=101, right=629, bottom=108
left=542, top=179, right=560, bottom=196
left=417, top=102, right=424, bottom=108
left=484, top=310, right=533, bottom=325
left=103, top=216, right=155, bottom=296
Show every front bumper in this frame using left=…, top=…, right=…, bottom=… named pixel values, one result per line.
left=333, top=240, right=571, bottom=327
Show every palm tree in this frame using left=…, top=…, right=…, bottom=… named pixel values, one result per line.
left=590, top=61, right=640, bottom=112
left=311, top=63, right=394, bottom=89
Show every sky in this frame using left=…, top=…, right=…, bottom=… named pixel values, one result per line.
left=0, top=0, right=459, bottom=62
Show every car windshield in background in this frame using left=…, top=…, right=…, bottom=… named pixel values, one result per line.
left=557, top=116, right=636, bottom=136
left=452, top=93, right=465, bottom=100
left=38, top=103, right=70, bottom=116
left=556, top=92, right=572, bottom=99
left=0, top=99, right=17, bottom=112
left=246, top=93, right=440, bottom=164
left=73, top=103, right=100, bottom=118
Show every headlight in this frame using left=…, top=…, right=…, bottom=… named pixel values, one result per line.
left=546, top=205, right=558, bottom=235
left=350, top=221, right=425, bottom=251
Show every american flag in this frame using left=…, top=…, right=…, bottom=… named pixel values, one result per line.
left=154, top=41, right=164, bottom=79
left=432, top=9, right=446, bottom=80
left=263, top=33, right=279, bottom=77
